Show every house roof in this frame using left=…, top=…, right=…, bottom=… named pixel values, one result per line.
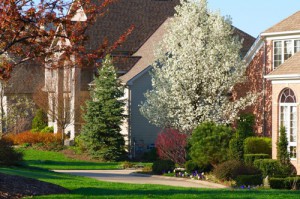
left=233, top=27, right=256, bottom=57
left=263, top=11, right=300, bottom=34
left=85, top=0, right=180, bottom=53
left=266, top=52, right=300, bottom=77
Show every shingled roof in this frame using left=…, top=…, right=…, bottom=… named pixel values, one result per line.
left=263, top=11, right=300, bottom=34
left=267, top=52, right=300, bottom=76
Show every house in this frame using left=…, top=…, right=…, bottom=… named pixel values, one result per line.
left=44, top=0, right=255, bottom=158
left=242, top=11, right=300, bottom=174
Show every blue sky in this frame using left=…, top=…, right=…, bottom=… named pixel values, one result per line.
left=207, top=0, right=300, bottom=38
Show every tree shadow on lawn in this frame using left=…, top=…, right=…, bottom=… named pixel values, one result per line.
left=70, top=187, right=300, bottom=199
left=22, top=160, right=121, bottom=169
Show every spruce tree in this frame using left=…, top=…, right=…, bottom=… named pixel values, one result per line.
left=80, top=55, right=126, bottom=161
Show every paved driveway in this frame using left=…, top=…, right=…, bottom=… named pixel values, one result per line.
left=54, top=170, right=227, bottom=189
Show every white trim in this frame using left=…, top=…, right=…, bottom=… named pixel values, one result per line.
left=265, top=74, right=300, bottom=80
left=265, top=34, right=300, bottom=41
left=272, top=80, right=300, bottom=84
left=127, top=65, right=152, bottom=85
left=261, top=30, right=300, bottom=37
left=244, top=36, right=264, bottom=65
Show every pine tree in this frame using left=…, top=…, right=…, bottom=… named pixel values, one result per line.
left=277, top=126, right=290, bottom=165
left=140, top=0, right=256, bottom=132
left=80, top=55, right=126, bottom=161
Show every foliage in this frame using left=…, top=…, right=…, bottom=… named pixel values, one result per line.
left=244, top=154, right=270, bottom=165
left=32, top=109, right=48, bottom=131
left=152, top=159, right=175, bottom=174
left=141, top=148, right=158, bottom=162
left=244, top=137, right=272, bottom=155
left=236, top=174, right=263, bottom=187
left=277, top=126, right=290, bottom=165
left=253, top=159, right=295, bottom=178
left=0, top=0, right=134, bottom=80
left=189, top=122, right=233, bottom=167
left=184, top=160, right=212, bottom=173
left=269, top=177, right=300, bottom=190
left=5, top=131, right=61, bottom=146
left=213, top=160, right=260, bottom=181
left=0, top=138, right=23, bottom=166
left=236, top=113, right=255, bottom=138
left=2, top=167, right=300, bottom=199
left=79, top=55, right=126, bottom=161
left=229, top=134, right=244, bottom=161
left=41, top=126, right=54, bottom=133
left=140, top=0, right=256, bottom=132
left=155, top=129, right=187, bottom=165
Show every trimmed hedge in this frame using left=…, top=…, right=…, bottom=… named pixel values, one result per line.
left=244, top=137, right=271, bottom=155
left=253, top=159, right=296, bottom=177
left=152, top=160, right=175, bottom=174
left=270, top=177, right=300, bottom=189
left=236, top=174, right=263, bottom=186
left=244, top=154, right=270, bottom=165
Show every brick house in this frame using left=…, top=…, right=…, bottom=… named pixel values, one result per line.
left=44, top=0, right=254, bottom=158
left=243, top=11, right=300, bottom=173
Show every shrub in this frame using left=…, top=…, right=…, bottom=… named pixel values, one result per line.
left=244, top=137, right=271, bottom=155
left=141, top=148, right=158, bottom=162
left=189, top=122, right=233, bottom=167
left=214, top=160, right=260, bottom=181
left=236, top=174, right=263, bottom=186
left=229, top=135, right=244, bottom=161
left=31, top=109, right=47, bottom=131
left=286, top=177, right=300, bottom=190
left=253, top=159, right=295, bottom=177
left=185, top=160, right=212, bottom=173
left=237, top=113, right=255, bottom=138
left=41, top=126, right=54, bottom=133
left=244, top=154, right=270, bottom=165
left=277, top=126, right=290, bottom=165
left=5, top=131, right=61, bottom=148
left=152, top=159, right=175, bottom=174
left=0, top=138, right=23, bottom=166
left=155, top=129, right=187, bottom=166
left=269, top=178, right=287, bottom=189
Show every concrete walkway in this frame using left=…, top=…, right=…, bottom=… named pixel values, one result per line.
left=54, top=169, right=227, bottom=189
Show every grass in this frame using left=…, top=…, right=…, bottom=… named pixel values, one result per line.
left=1, top=167, right=300, bottom=199
left=19, top=148, right=122, bottom=170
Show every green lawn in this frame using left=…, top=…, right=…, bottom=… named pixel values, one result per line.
left=19, top=148, right=122, bottom=170
left=1, top=167, right=300, bottom=199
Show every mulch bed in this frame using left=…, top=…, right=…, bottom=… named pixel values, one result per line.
left=0, top=173, right=69, bottom=199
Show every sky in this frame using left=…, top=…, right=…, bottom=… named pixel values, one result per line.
left=207, top=0, right=300, bottom=38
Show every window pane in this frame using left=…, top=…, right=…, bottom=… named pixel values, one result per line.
left=284, top=40, right=292, bottom=60
left=290, top=146, right=297, bottom=159
left=295, top=40, right=300, bottom=53
left=274, top=41, right=282, bottom=68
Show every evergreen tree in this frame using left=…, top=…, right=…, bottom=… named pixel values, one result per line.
left=140, top=0, right=256, bottom=132
left=32, top=109, right=48, bottom=132
left=277, top=126, right=290, bottom=165
left=80, top=55, right=126, bottom=161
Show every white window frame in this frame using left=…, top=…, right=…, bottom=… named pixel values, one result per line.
left=273, top=39, right=300, bottom=69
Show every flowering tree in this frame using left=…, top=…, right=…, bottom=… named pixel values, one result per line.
left=0, top=0, right=134, bottom=80
left=155, top=128, right=187, bottom=166
left=140, top=0, right=256, bottom=132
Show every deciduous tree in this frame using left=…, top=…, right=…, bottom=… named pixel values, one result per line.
left=140, top=0, right=255, bottom=132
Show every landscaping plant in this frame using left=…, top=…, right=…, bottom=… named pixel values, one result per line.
left=244, top=137, right=272, bottom=155
left=277, top=126, right=289, bottom=165
left=0, top=138, right=22, bottom=166
left=31, top=109, right=48, bottom=132
left=79, top=55, right=126, bottom=161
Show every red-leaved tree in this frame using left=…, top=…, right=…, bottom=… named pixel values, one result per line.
left=155, top=129, right=187, bottom=166
left=0, top=0, right=134, bottom=80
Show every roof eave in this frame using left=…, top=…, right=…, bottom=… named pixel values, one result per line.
left=264, top=74, right=300, bottom=80
left=261, top=30, right=300, bottom=37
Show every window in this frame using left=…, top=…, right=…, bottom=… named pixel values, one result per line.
left=273, top=39, right=300, bottom=69
left=279, top=88, right=297, bottom=159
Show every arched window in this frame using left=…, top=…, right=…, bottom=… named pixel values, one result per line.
left=279, top=88, right=297, bottom=159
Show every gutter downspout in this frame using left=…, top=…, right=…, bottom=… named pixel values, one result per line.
left=262, top=40, right=266, bottom=137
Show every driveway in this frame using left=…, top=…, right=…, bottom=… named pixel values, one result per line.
left=54, top=170, right=227, bottom=189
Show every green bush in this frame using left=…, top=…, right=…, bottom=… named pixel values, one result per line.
left=269, top=178, right=287, bottom=189
left=32, top=109, right=47, bottom=131
left=41, top=126, right=54, bottom=133
left=237, top=113, right=255, bottom=138
left=253, top=159, right=295, bottom=177
left=229, top=135, right=244, bottom=161
left=244, top=137, right=271, bottom=155
left=285, top=177, right=300, bottom=190
left=236, top=174, right=263, bottom=186
left=152, top=160, right=175, bottom=174
left=244, top=154, right=270, bottom=165
left=214, top=160, right=260, bottom=181
left=277, top=126, right=290, bottom=165
left=141, top=148, right=158, bottom=162
left=189, top=122, right=233, bottom=166
left=185, top=160, right=199, bottom=173
left=0, top=138, right=23, bottom=166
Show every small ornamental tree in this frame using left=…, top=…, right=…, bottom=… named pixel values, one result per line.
left=277, top=126, right=290, bottom=165
left=189, top=122, right=233, bottom=168
left=32, top=109, right=48, bottom=132
left=155, top=128, right=187, bottom=166
left=79, top=55, right=126, bottom=161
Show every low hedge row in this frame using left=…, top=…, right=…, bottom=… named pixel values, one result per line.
left=236, top=174, right=263, bottom=186
left=270, top=177, right=300, bottom=189
left=244, top=137, right=271, bottom=155
left=244, top=154, right=270, bottom=165
left=253, top=159, right=296, bottom=177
